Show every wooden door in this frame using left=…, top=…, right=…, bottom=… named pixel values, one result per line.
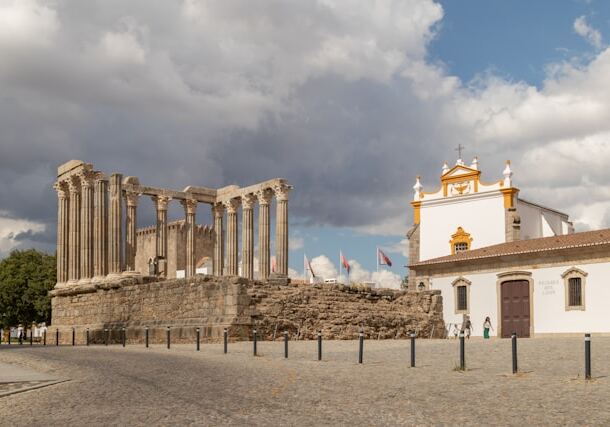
left=501, top=280, right=530, bottom=338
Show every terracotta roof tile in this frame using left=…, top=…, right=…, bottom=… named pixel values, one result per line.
left=410, top=229, right=610, bottom=267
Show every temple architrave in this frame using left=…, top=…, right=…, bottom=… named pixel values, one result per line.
left=52, top=159, right=292, bottom=289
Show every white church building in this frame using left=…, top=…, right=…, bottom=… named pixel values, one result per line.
left=407, top=156, right=610, bottom=338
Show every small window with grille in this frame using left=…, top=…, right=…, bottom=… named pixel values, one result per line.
left=457, top=285, right=468, bottom=311
left=568, top=277, right=582, bottom=307
left=454, top=242, right=469, bottom=253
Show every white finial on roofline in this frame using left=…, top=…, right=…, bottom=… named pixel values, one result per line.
left=503, top=160, right=513, bottom=187
left=413, top=176, right=423, bottom=201
left=470, top=156, right=478, bottom=170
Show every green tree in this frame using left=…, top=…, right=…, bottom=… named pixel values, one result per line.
left=0, top=249, right=56, bottom=327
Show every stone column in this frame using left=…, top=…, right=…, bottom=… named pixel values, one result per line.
left=274, top=184, right=291, bottom=276
left=53, top=181, right=69, bottom=286
left=256, top=189, right=272, bottom=280
left=182, top=199, right=197, bottom=278
left=67, top=175, right=81, bottom=284
left=107, top=173, right=123, bottom=277
left=153, top=195, right=171, bottom=276
left=93, top=175, right=108, bottom=280
left=125, top=191, right=139, bottom=272
left=212, top=204, right=225, bottom=276
left=241, top=194, right=256, bottom=280
left=225, top=198, right=240, bottom=276
left=79, top=172, right=95, bottom=283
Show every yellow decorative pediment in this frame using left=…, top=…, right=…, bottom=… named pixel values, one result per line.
left=449, top=226, right=473, bottom=254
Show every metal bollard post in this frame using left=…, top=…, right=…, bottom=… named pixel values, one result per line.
left=86, top=328, right=90, bottom=346
left=223, top=328, right=228, bottom=354
left=56, top=329, right=59, bottom=347
left=72, top=328, right=75, bottom=346
left=196, top=328, right=200, bottom=352
left=585, top=333, right=591, bottom=380
left=358, top=331, right=364, bottom=364
left=145, top=326, right=149, bottom=348
left=122, top=327, right=126, bottom=348
left=166, top=326, right=171, bottom=350
left=317, top=331, right=322, bottom=361
left=253, top=330, right=257, bottom=356
left=459, top=331, right=465, bottom=370
left=511, top=332, right=518, bottom=374
left=284, top=331, right=288, bottom=358
left=104, top=328, right=108, bottom=346
left=30, top=329, right=33, bottom=346
left=410, top=332, right=416, bottom=368
left=43, top=330, right=46, bottom=346
left=8, top=331, right=10, bottom=345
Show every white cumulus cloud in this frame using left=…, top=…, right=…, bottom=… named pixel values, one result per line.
left=574, top=15, right=603, bottom=50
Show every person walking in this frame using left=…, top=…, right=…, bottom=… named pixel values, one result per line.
left=483, top=316, right=493, bottom=339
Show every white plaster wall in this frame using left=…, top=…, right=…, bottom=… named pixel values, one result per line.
left=419, top=193, right=506, bottom=260
left=432, top=273, right=500, bottom=337
left=517, top=200, right=568, bottom=239
left=431, top=261, right=610, bottom=336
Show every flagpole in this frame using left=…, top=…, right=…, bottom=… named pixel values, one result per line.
left=339, top=250, right=342, bottom=283
left=303, top=253, right=306, bottom=282
left=376, top=247, right=379, bottom=273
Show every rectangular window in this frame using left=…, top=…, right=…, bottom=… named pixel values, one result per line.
left=454, top=242, right=468, bottom=253
left=457, top=285, right=468, bottom=311
left=569, top=277, right=582, bottom=307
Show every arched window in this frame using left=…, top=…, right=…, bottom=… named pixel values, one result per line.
left=561, top=267, right=587, bottom=311
left=451, top=277, right=471, bottom=315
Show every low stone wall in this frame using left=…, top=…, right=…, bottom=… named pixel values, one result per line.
left=50, top=276, right=444, bottom=344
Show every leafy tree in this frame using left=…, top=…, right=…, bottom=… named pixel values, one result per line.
left=0, top=249, right=56, bottom=327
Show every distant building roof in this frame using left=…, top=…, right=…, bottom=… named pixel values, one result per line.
left=410, top=228, right=610, bottom=268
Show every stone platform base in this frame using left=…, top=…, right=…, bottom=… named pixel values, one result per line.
left=50, top=275, right=444, bottom=344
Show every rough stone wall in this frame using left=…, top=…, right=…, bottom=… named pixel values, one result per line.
left=135, top=221, right=213, bottom=277
left=50, top=277, right=444, bottom=344
left=248, top=282, right=444, bottom=340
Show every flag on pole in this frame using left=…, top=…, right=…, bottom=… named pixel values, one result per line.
left=378, top=249, right=393, bottom=267
left=305, top=255, right=316, bottom=278
left=340, top=251, right=350, bottom=274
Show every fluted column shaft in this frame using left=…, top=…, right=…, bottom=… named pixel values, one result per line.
left=125, top=192, right=139, bottom=272
left=257, top=189, right=272, bottom=280
left=274, top=185, right=291, bottom=276
left=54, top=182, right=69, bottom=284
left=183, top=199, right=197, bottom=278
left=213, top=204, right=225, bottom=276
left=241, top=195, right=255, bottom=280
left=225, top=199, right=240, bottom=276
left=153, top=195, right=170, bottom=276
left=108, top=173, right=123, bottom=275
left=79, top=174, right=94, bottom=282
left=67, top=176, right=81, bottom=283
left=93, top=176, right=108, bottom=279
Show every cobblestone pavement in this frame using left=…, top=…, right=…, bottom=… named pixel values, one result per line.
left=0, top=337, right=609, bottom=426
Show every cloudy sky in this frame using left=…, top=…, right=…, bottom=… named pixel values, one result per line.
left=1, top=0, right=610, bottom=287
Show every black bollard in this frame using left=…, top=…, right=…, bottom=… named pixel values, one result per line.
left=104, top=328, right=108, bottom=346
left=511, top=332, right=518, bottom=374
left=145, top=326, right=149, bottom=348
left=358, top=331, right=364, bottom=364
left=196, top=328, right=200, bottom=352
left=122, top=327, right=126, bottom=347
left=166, top=326, right=171, bottom=350
left=56, top=329, right=59, bottom=347
left=72, top=328, right=75, bottom=346
left=585, top=333, right=591, bottom=380
left=223, top=328, right=228, bottom=354
left=284, top=331, right=288, bottom=358
left=459, top=331, right=465, bottom=370
left=30, top=329, right=33, bottom=346
left=86, top=328, right=90, bottom=346
left=253, top=330, right=257, bottom=356
left=410, top=332, right=416, bottom=368
left=317, top=331, right=322, bottom=361
left=8, top=331, right=10, bottom=345
left=43, top=330, right=46, bottom=346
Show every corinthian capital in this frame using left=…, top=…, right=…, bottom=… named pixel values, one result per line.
left=67, top=175, right=81, bottom=194
left=223, top=198, right=241, bottom=214
left=125, top=191, right=140, bottom=207
left=152, top=195, right=171, bottom=211
left=181, top=198, right=198, bottom=215
left=273, top=183, right=292, bottom=202
left=53, top=180, right=69, bottom=199
left=256, top=188, right=273, bottom=206
left=241, top=194, right=256, bottom=210
left=212, top=203, right=225, bottom=218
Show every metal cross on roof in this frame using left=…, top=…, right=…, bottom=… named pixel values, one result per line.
left=455, top=144, right=465, bottom=159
